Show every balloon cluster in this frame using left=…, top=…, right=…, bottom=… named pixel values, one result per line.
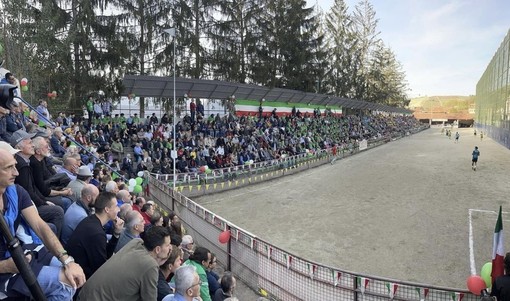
left=47, top=91, right=57, bottom=99
left=127, top=177, right=144, bottom=194
left=199, top=165, right=212, bottom=174
left=20, top=78, right=28, bottom=92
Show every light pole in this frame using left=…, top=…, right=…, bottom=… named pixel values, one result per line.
left=164, top=28, right=177, bottom=190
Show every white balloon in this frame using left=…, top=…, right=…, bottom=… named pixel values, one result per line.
left=128, top=178, right=137, bottom=186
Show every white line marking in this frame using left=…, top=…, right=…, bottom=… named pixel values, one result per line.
left=468, top=209, right=476, bottom=275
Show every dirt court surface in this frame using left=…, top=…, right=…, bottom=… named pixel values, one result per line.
left=195, top=127, right=510, bottom=289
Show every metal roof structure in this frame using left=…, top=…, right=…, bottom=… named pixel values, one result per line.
left=122, top=75, right=412, bottom=114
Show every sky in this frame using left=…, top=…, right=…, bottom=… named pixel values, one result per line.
left=307, top=0, right=510, bottom=97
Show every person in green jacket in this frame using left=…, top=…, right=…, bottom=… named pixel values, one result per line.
left=183, top=246, right=212, bottom=301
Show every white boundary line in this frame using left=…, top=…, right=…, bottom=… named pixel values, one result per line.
left=468, top=209, right=509, bottom=275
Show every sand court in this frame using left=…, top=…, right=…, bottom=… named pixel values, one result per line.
left=195, top=127, right=510, bottom=289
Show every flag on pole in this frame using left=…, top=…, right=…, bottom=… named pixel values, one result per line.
left=492, top=206, right=505, bottom=284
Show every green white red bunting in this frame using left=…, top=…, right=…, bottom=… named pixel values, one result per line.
left=356, top=277, right=369, bottom=294
left=385, top=282, right=398, bottom=299
left=450, top=292, right=464, bottom=301
left=492, top=206, right=504, bottom=283
left=415, top=287, right=429, bottom=301
left=265, top=245, right=272, bottom=259
left=307, top=263, right=316, bottom=279
left=332, top=270, right=341, bottom=286
left=284, top=254, right=292, bottom=269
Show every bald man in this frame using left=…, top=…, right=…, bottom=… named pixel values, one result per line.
left=62, top=184, right=99, bottom=246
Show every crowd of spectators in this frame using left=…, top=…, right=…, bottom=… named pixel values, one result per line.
left=0, top=72, right=425, bottom=300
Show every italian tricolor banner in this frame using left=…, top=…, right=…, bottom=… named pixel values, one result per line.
left=492, top=206, right=504, bottom=284
left=356, top=277, right=369, bottom=294
left=385, top=282, right=398, bottom=299
left=415, top=287, right=429, bottom=301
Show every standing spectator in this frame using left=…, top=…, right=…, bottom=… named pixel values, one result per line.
left=36, top=100, right=51, bottom=126
left=93, top=100, right=103, bottom=119
left=86, top=96, right=94, bottom=127
left=67, top=191, right=124, bottom=279
left=190, top=99, right=196, bottom=123
left=78, top=226, right=172, bottom=301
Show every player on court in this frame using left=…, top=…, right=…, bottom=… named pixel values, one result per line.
left=472, top=146, right=480, bottom=171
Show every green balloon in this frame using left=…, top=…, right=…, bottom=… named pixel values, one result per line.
left=133, top=185, right=143, bottom=194
left=0, top=43, right=3, bottom=56
left=480, top=262, right=492, bottom=288
left=135, top=177, right=143, bottom=185
left=205, top=168, right=212, bottom=174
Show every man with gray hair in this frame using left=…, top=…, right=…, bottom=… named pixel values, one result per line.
left=166, top=265, right=201, bottom=301
left=105, top=180, right=119, bottom=193
left=115, top=210, right=145, bottom=252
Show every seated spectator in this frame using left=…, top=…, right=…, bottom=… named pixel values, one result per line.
left=183, top=246, right=212, bottom=301
left=30, top=136, right=73, bottom=211
left=55, top=155, right=79, bottom=181
left=158, top=247, right=183, bottom=300
left=118, top=203, right=133, bottom=221
left=67, top=165, right=93, bottom=200
left=213, top=272, right=237, bottom=301
left=207, top=254, right=220, bottom=299
left=180, top=235, right=194, bottom=262
left=78, top=226, right=172, bottom=300
left=67, top=191, right=124, bottom=279
left=104, top=179, right=119, bottom=194
left=115, top=210, right=145, bottom=253
left=165, top=265, right=201, bottom=301
left=141, top=202, right=155, bottom=225
left=117, top=189, right=132, bottom=206
left=50, top=126, right=66, bottom=157
left=10, top=131, right=65, bottom=236
left=61, top=184, right=99, bottom=246
left=0, top=146, right=86, bottom=300
left=133, top=196, right=146, bottom=213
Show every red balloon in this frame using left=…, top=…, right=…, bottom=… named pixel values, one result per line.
left=467, top=275, right=487, bottom=295
left=218, top=230, right=231, bottom=244
left=199, top=166, right=206, bottom=173
left=47, top=92, right=53, bottom=97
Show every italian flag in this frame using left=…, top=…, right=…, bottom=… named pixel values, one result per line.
left=492, top=206, right=504, bottom=284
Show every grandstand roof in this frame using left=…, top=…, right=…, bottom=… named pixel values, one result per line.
left=122, top=75, right=412, bottom=114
